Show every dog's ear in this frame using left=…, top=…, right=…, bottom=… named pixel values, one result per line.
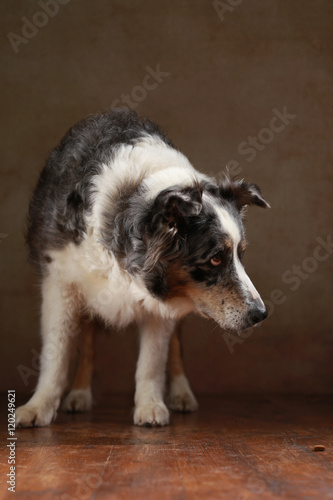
left=219, top=179, right=270, bottom=211
left=142, top=185, right=202, bottom=278
left=152, top=184, right=203, bottom=228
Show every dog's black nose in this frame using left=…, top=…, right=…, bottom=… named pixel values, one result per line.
left=248, top=306, right=268, bottom=326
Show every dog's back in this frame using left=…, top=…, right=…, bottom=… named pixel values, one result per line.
left=26, top=108, right=175, bottom=274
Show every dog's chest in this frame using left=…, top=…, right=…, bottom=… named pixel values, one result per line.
left=49, top=234, right=176, bottom=327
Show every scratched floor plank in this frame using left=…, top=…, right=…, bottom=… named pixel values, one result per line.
left=1, top=395, right=333, bottom=499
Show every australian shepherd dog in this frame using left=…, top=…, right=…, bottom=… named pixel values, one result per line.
left=16, top=109, right=269, bottom=428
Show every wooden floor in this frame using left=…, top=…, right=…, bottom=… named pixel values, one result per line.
left=1, top=395, right=333, bottom=499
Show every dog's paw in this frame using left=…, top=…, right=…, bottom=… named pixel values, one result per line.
left=62, top=388, right=92, bottom=412
left=168, top=374, right=198, bottom=412
left=15, top=403, right=56, bottom=428
left=168, top=392, right=198, bottom=412
left=134, top=402, right=170, bottom=427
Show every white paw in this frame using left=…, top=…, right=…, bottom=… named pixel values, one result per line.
left=15, top=402, right=56, bottom=428
left=134, top=402, right=170, bottom=427
left=62, top=388, right=92, bottom=412
left=168, top=374, right=198, bottom=412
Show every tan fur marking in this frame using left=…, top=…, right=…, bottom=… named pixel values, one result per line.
left=224, top=237, right=233, bottom=251
left=167, top=322, right=185, bottom=379
left=165, top=265, right=191, bottom=298
left=239, top=239, right=247, bottom=254
left=72, top=317, right=95, bottom=390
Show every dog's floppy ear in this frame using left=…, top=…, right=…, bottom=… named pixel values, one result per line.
left=142, top=184, right=202, bottom=278
left=152, top=184, right=203, bottom=227
left=219, top=179, right=270, bottom=211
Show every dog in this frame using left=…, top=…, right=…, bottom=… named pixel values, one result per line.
left=16, top=108, right=269, bottom=428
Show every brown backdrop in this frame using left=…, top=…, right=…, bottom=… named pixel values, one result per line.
left=1, top=0, right=332, bottom=397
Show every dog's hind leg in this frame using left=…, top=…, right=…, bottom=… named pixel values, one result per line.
left=167, top=321, right=198, bottom=412
left=62, top=316, right=95, bottom=413
left=15, top=274, right=81, bottom=428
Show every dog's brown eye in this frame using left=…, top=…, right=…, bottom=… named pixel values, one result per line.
left=210, top=255, right=222, bottom=266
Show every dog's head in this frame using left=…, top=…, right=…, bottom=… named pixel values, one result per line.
left=106, top=175, right=269, bottom=332
left=135, top=177, right=270, bottom=331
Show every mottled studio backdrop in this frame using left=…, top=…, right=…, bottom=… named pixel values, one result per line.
left=1, top=0, right=332, bottom=398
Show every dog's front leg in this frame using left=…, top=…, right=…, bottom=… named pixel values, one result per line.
left=15, top=275, right=79, bottom=427
left=134, top=316, right=174, bottom=426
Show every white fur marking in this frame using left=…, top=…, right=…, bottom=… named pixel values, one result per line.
left=16, top=273, right=80, bottom=427
left=234, top=254, right=260, bottom=300
left=134, top=317, right=174, bottom=426
left=211, top=199, right=261, bottom=301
